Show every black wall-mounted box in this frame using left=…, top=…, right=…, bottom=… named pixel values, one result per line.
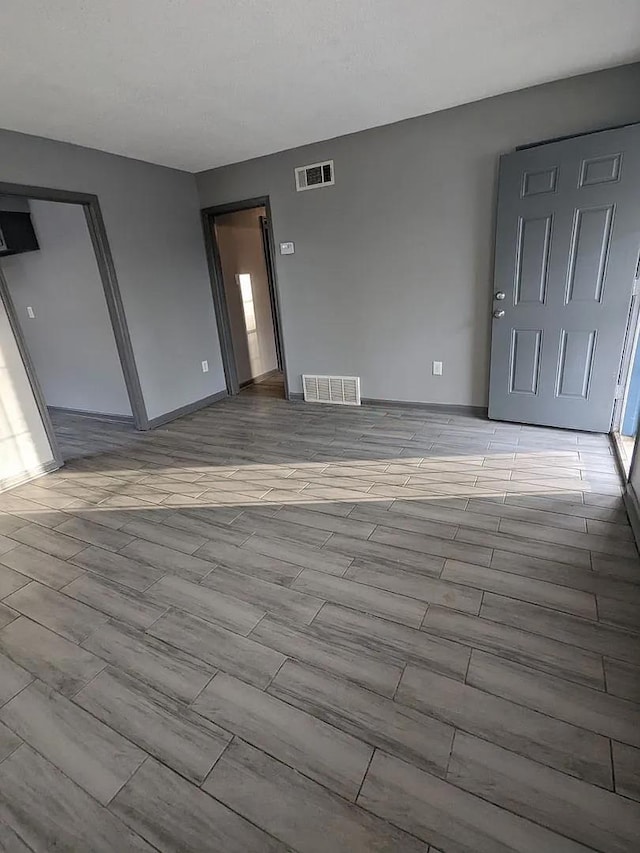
left=0, top=212, right=39, bottom=256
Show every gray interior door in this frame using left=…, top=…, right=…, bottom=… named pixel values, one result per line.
left=488, top=124, right=640, bottom=432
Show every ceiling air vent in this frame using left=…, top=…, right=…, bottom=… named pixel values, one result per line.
left=295, top=160, right=335, bottom=192
left=302, top=374, right=361, bottom=406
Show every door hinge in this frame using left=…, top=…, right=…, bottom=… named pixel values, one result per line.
left=633, top=279, right=640, bottom=297
left=615, top=383, right=625, bottom=400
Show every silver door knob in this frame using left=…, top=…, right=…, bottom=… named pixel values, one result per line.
left=495, top=291, right=506, bottom=300
left=493, top=310, right=505, bottom=319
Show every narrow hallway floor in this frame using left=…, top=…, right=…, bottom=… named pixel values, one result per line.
left=240, top=370, right=286, bottom=399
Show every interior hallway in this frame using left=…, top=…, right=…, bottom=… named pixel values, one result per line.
left=0, top=395, right=639, bottom=852
left=240, top=370, right=286, bottom=399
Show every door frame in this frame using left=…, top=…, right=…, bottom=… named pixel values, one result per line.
left=612, top=284, right=640, bottom=434
left=201, top=196, right=290, bottom=399
left=259, top=214, right=284, bottom=371
left=0, top=182, right=148, bottom=470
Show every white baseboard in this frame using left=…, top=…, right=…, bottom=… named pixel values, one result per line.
left=0, top=459, right=61, bottom=494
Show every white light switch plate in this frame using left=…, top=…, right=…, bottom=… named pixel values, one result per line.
left=26, top=306, right=35, bottom=318
left=280, top=241, right=295, bottom=255
left=432, top=361, right=443, bottom=376
left=201, top=360, right=209, bottom=373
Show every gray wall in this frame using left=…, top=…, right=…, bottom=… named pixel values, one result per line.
left=0, top=129, right=226, bottom=421
left=0, top=298, right=55, bottom=488
left=215, top=208, right=278, bottom=384
left=2, top=200, right=131, bottom=415
left=0, top=196, right=29, bottom=213
left=197, top=63, right=640, bottom=406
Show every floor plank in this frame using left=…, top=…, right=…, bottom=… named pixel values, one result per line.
left=61, top=572, right=168, bottom=630
left=244, top=532, right=354, bottom=576
left=292, top=569, right=427, bottom=627
left=612, top=741, right=640, bottom=802
left=422, top=605, right=605, bottom=689
left=110, top=757, right=288, bottom=852
left=192, top=672, right=373, bottom=800
left=144, top=573, right=264, bottom=634
left=0, top=564, right=30, bottom=598
left=75, top=666, right=230, bottom=783
left=6, top=523, right=86, bottom=560
left=396, top=663, right=612, bottom=785
left=480, top=593, right=640, bottom=665
left=0, top=616, right=105, bottom=696
left=203, top=739, right=428, bottom=853
left=201, top=565, right=324, bottom=624
left=4, top=581, right=110, bottom=643
left=54, top=515, right=136, bottom=552
left=0, top=681, right=145, bottom=804
left=250, top=614, right=403, bottom=696
left=313, top=602, right=471, bottom=680
left=358, top=750, right=591, bottom=852
left=149, top=607, right=285, bottom=688
left=1, top=543, right=84, bottom=589
left=0, top=745, right=154, bottom=852
left=70, top=545, right=164, bottom=591
left=346, top=560, right=482, bottom=614
left=83, top=620, right=214, bottom=702
left=120, top=538, right=215, bottom=581
left=467, top=649, right=640, bottom=747
left=0, top=719, right=21, bottom=763
left=605, top=658, right=640, bottom=703
left=0, top=652, right=33, bottom=707
left=448, top=731, right=640, bottom=853
left=441, top=559, right=597, bottom=618
left=269, top=659, right=454, bottom=776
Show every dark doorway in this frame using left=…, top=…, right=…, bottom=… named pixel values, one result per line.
left=0, top=184, right=146, bottom=469
left=202, top=197, right=288, bottom=399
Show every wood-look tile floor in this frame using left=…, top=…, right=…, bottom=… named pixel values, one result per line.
left=0, top=396, right=639, bottom=852
left=241, top=371, right=286, bottom=399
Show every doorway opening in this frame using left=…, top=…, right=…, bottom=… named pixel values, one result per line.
left=202, top=198, right=287, bottom=401
left=0, top=185, right=146, bottom=467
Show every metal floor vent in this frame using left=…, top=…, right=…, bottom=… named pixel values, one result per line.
left=302, top=375, right=361, bottom=406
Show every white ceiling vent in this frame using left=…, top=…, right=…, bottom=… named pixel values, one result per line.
left=302, top=374, right=361, bottom=406
left=295, top=160, right=334, bottom=192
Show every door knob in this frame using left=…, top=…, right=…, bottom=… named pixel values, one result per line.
left=495, top=291, right=506, bottom=300
left=493, top=310, right=505, bottom=319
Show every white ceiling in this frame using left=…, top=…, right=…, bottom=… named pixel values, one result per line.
left=1, top=1, right=639, bottom=172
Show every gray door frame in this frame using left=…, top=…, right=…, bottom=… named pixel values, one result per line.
left=201, top=196, right=290, bottom=399
left=0, top=183, right=148, bottom=468
left=259, top=214, right=284, bottom=372
left=612, top=288, right=640, bottom=434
